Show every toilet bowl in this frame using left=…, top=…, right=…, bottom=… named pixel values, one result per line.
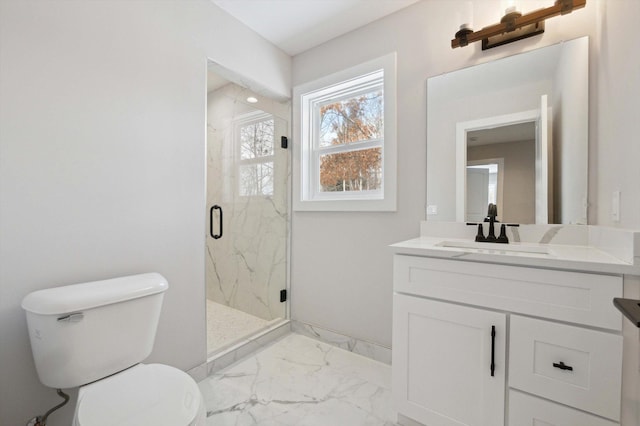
left=22, top=273, right=206, bottom=426
left=73, top=364, right=206, bottom=426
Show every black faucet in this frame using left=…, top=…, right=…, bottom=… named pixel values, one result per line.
left=468, top=204, right=517, bottom=243
left=484, top=203, right=498, bottom=242
left=483, top=204, right=510, bottom=243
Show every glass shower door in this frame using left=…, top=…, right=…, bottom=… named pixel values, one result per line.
left=206, top=81, right=288, bottom=355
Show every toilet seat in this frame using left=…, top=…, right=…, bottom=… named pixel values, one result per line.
left=74, top=363, right=204, bottom=426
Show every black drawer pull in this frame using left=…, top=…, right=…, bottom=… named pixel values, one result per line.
left=553, top=361, right=573, bottom=371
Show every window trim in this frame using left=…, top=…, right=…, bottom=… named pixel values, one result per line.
left=293, top=53, right=397, bottom=211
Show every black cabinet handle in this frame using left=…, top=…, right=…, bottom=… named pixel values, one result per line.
left=553, top=361, right=573, bottom=371
left=210, top=205, right=223, bottom=239
left=490, top=325, right=496, bottom=377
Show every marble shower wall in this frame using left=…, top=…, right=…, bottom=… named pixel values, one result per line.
left=206, top=82, right=290, bottom=321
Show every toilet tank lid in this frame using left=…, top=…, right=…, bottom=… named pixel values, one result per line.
left=21, top=273, right=168, bottom=315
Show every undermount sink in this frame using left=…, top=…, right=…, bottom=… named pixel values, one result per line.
left=436, top=240, right=550, bottom=255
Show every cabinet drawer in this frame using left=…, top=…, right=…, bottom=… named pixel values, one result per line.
left=509, top=315, right=622, bottom=421
left=509, top=390, right=619, bottom=426
left=394, top=255, right=622, bottom=330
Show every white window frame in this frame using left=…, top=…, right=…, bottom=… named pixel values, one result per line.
left=293, top=53, right=397, bottom=211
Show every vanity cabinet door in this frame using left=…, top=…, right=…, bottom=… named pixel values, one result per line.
left=392, top=294, right=506, bottom=426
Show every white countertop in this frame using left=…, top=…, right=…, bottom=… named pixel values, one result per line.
left=391, top=227, right=640, bottom=275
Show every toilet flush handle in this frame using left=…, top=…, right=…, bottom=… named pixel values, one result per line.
left=57, top=313, right=84, bottom=322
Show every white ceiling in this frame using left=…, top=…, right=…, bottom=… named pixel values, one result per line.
left=211, top=0, right=421, bottom=56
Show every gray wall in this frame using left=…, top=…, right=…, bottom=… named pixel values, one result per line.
left=291, top=1, right=639, bottom=423
left=0, top=1, right=290, bottom=424
left=291, top=0, right=600, bottom=352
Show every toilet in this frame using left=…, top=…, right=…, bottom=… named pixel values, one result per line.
left=21, top=273, right=206, bottom=426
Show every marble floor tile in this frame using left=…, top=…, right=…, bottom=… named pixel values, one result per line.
left=198, top=333, right=399, bottom=426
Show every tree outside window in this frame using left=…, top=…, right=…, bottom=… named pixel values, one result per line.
left=237, top=112, right=275, bottom=197
left=307, top=70, right=385, bottom=201
left=318, top=91, right=383, bottom=192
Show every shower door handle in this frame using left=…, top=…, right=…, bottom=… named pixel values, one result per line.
left=210, top=205, right=223, bottom=239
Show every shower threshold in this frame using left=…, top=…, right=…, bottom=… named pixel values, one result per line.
left=205, top=300, right=290, bottom=370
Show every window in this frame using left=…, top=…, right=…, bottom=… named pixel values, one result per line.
left=236, top=112, right=275, bottom=197
left=293, top=53, right=397, bottom=211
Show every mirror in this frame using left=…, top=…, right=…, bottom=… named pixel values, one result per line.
left=427, top=36, right=589, bottom=224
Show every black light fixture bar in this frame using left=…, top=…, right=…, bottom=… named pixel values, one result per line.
left=451, top=0, right=586, bottom=49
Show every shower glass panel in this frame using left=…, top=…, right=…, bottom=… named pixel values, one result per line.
left=206, top=77, right=289, bottom=356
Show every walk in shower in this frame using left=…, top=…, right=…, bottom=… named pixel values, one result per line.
left=206, top=68, right=289, bottom=356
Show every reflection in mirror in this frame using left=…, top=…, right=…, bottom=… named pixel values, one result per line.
left=427, top=36, right=588, bottom=224
left=466, top=122, right=535, bottom=223
left=458, top=105, right=548, bottom=224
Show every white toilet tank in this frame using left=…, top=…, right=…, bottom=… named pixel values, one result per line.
left=22, top=273, right=168, bottom=389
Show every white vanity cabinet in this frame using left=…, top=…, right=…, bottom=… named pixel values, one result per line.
left=392, top=254, right=624, bottom=426
left=393, top=294, right=507, bottom=426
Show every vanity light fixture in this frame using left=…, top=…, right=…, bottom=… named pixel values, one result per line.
left=452, top=0, right=586, bottom=50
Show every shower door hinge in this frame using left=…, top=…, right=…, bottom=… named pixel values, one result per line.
left=280, top=289, right=287, bottom=303
left=281, top=136, right=288, bottom=149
